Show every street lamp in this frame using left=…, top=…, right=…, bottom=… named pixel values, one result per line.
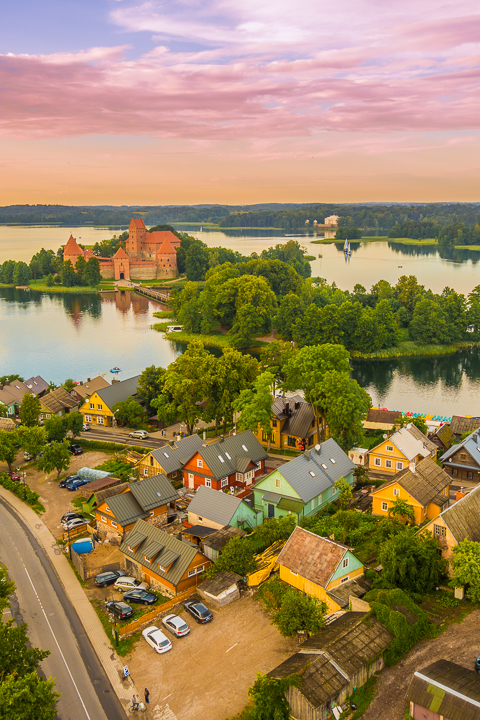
left=22, top=472, right=27, bottom=501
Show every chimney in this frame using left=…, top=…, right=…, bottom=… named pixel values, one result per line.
left=80, top=381, right=83, bottom=385
left=474, top=433, right=478, bottom=443
left=314, top=443, right=321, bottom=455
left=4, top=381, right=10, bottom=386
left=304, top=449, right=310, bottom=460
left=285, top=401, right=289, bottom=415
left=409, top=461, right=416, bottom=473
left=87, top=378, right=91, bottom=382
left=220, top=435, right=224, bottom=442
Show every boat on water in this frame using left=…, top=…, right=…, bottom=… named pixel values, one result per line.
left=110, top=367, right=121, bottom=373
left=343, top=239, right=351, bottom=255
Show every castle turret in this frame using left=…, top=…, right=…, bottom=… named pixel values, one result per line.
left=113, top=246, right=130, bottom=280
left=127, top=218, right=146, bottom=256
left=156, top=239, right=178, bottom=278
left=63, top=235, right=83, bottom=267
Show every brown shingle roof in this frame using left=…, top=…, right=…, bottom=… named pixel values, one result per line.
left=276, top=526, right=350, bottom=588
left=439, top=485, right=480, bottom=543
left=73, top=376, right=110, bottom=400
left=374, top=456, right=450, bottom=508
left=40, top=387, right=78, bottom=414
left=366, top=409, right=402, bottom=425
left=450, top=416, right=480, bottom=436
left=433, top=423, right=456, bottom=449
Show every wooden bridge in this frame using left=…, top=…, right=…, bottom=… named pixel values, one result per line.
left=133, top=284, right=171, bottom=303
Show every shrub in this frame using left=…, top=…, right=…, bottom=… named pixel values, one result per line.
left=0, top=472, right=45, bottom=513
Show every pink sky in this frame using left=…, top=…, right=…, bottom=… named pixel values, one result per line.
left=1, top=0, right=479, bottom=203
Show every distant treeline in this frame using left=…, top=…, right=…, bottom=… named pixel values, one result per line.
left=2, top=203, right=480, bottom=231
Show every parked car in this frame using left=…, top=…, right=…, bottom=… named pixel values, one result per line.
left=59, top=475, right=80, bottom=488
left=7, top=471, right=21, bottom=482
left=94, top=570, right=126, bottom=588
left=162, top=614, right=190, bottom=637
left=61, top=511, right=84, bottom=524
left=142, top=626, right=172, bottom=654
left=69, top=444, right=83, bottom=455
left=123, top=589, right=157, bottom=605
left=183, top=600, right=213, bottom=624
left=105, top=600, right=134, bottom=620
left=63, top=517, right=88, bottom=531
left=113, top=576, right=149, bottom=592
left=82, top=424, right=90, bottom=431
left=129, top=430, right=149, bottom=439
left=65, top=477, right=89, bottom=491
left=23, top=452, right=32, bottom=461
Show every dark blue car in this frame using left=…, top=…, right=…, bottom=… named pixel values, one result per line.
left=66, top=477, right=89, bottom=491
left=59, top=475, right=80, bottom=488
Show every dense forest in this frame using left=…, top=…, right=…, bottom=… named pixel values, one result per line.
left=1, top=203, right=480, bottom=231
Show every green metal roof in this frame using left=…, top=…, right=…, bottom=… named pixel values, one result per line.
left=129, top=474, right=179, bottom=511
left=104, top=492, right=149, bottom=527
left=277, top=497, right=305, bottom=514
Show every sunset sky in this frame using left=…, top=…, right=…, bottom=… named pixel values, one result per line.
left=1, top=0, right=479, bottom=204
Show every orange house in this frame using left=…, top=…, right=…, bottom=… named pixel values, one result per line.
left=120, top=519, right=210, bottom=597
left=371, top=456, right=449, bottom=524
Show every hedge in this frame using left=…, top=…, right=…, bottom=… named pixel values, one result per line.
left=0, top=472, right=45, bottom=514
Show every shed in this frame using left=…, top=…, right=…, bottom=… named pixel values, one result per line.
left=198, top=571, right=242, bottom=608
left=202, top=525, right=246, bottom=561
left=405, top=659, right=480, bottom=720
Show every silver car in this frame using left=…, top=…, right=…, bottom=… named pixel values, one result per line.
left=162, top=614, right=190, bottom=638
left=129, top=430, right=149, bottom=439
left=113, top=576, right=149, bottom=592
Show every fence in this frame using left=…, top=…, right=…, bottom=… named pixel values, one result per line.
left=62, top=523, right=96, bottom=543
left=118, top=587, right=198, bottom=637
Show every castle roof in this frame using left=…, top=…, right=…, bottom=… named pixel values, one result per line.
left=149, top=230, right=178, bottom=246
left=113, top=247, right=129, bottom=259
left=64, top=235, right=83, bottom=255
left=130, top=218, right=146, bottom=229
left=156, top=239, right=176, bottom=255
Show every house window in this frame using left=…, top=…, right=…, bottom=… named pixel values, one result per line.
left=332, top=487, right=336, bottom=495
left=105, top=506, right=110, bottom=513
left=385, top=460, right=392, bottom=469
left=188, top=569, right=196, bottom=578
left=197, top=459, right=203, bottom=468
left=150, top=456, right=154, bottom=466
left=97, top=416, right=104, bottom=425
left=340, top=576, right=350, bottom=584
left=396, top=462, right=403, bottom=470
left=256, top=462, right=262, bottom=470
left=196, top=565, right=204, bottom=574
left=262, top=431, right=270, bottom=442
left=172, top=471, right=177, bottom=478
left=149, top=511, right=155, bottom=517
left=111, top=521, right=117, bottom=529
left=452, top=468, right=458, bottom=477
left=342, top=558, right=349, bottom=569
left=374, top=458, right=381, bottom=467
left=89, top=403, right=94, bottom=409
left=460, top=453, right=467, bottom=461
left=100, top=515, right=107, bottom=523
left=85, top=415, right=91, bottom=423
left=144, top=469, right=148, bottom=476
left=236, top=472, right=243, bottom=482
left=381, top=502, right=388, bottom=512
left=46, top=414, right=51, bottom=419
left=221, top=478, right=228, bottom=488
left=144, top=556, right=151, bottom=563
left=97, top=404, right=102, bottom=410
left=393, top=488, right=400, bottom=497
left=434, top=525, right=447, bottom=538
left=386, top=445, right=394, bottom=452
left=272, top=420, right=277, bottom=428
left=287, top=436, right=297, bottom=448
left=198, top=516, right=203, bottom=521
left=467, top=471, right=473, bottom=479
left=275, top=477, right=281, bottom=489
left=205, top=479, right=212, bottom=488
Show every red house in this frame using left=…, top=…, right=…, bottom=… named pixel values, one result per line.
left=183, top=430, right=268, bottom=492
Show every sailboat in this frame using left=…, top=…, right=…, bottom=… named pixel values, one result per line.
left=343, top=238, right=352, bottom=256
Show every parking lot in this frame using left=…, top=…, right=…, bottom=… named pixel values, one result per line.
left=126, top=594, right=297, bottom=720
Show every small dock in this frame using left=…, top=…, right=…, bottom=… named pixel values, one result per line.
left=133, top=284, right=171, bottom=303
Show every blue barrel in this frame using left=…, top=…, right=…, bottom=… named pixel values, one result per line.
left=72, top=539, right=93, bottom=554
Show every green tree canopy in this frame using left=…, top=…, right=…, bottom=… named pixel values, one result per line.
left=233, top=372, right=275, bottom=447
left=378, top=528, right=446, bottom=594
left=137, top=365, right=167, bottom=415
left=44, top=415, right=66, bottom=443
left=19, top=393, right=41, bottom=427
left=112, top=398, right=145, bottom=428
left=0, top=430, right=18, bottom=471
left=451, top=539, right=480, bottom=603
left=205, top=348, right=258, bottom=433
left=18, top=426, right=47, bottom=458
left=334, top=477, right=353, bottom=509
left=273, top=590, right=326, bottom=637
left=210, top=536, right=256, bottom=577
left=388, top=498, right=416, bottom=525
left=63, top=411, right=84, bottom=438
left=38, top=440, right=71, bottom=478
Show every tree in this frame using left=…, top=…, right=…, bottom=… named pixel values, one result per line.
left=322, top=372, right=371, bottom=450
left=75, top=256, right=86, bottom=285
left=44, top=415, right=66, bottom=443
left=335, top=226, right=362, bottom=240
left=137, top=365, right=166, bottom=416
left=63, top=379, right=75, bottom=391
left=0, top=621, right=49, bottom=677
left=0, top=430, right=18, bottom=471
left=205, top=348, right=258, bottom=433
left=18, top=426, right=46, bottom=459
left=185, top=242, right=210, bottom=281
left=45, top=273, right=54, bottom=287
left=245, top=673, right=301, bottom=720
left=83, top=256, right=102, bottom=286
left=112, top=398, right=145, bottom=428
left=378, top=528, right=446, bottom=594
left=409, top=298, right=450, bottom=344
left=388, top=498, right=416, bottom=525
left=211, top=536, right=256, bottom=576
left=451, top=540, right=480, bottom=603
left=253, top=516, right=297, bottom=548
left=275, top=293, right=304, bottom=340
left=60, top=260, right=77, bottom=287
left=273, top=590, right=326, bottom=637
left=38, top=440, right=71, bottom=478
left=19, top=393, right=41, bottom=427
left=233, top=372, right=275, bottom=448
left=229, top=276, right=277, bottom=347
left=13, top=261, right=32, bottom=286
left=0, top=671, right=59, bottom=720
left=0, top=564, right=15, bottom=613
left=63, top=411, right=84, bottom=439
left=335, top=510, right=361, bottom=544
left=334, top=477, right=353, bottom=509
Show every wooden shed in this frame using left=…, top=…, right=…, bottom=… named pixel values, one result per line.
left=405, top=659, right=480, bottom=720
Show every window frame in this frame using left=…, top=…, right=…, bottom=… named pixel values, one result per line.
left=205, top=478, right=212, bottom=488
left=374, top=457, right=381, bottom=467
left=381, top=502, right=388, bottom=512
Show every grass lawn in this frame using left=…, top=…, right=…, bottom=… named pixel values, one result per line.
left=152, top=310, right=174, bottom=318
left=28, top=280, right=99, bottom=294
left=352, top=339, right=480, bottom=359
left=152, top=322, right=268, bottom=349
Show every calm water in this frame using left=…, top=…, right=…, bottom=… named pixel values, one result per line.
left=2, top=225, right=480, bottom=413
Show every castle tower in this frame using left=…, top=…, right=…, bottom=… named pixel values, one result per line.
left=127, top=218, right=146, bottom=257
left=155, top=239, right=178, bottom=279
left=113, top=246, right=131, bottom=280
left=63, top=235, right=84, bottom=267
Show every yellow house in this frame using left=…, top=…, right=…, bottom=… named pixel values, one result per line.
left=369, top=424, right=437, bottom=474
left=79, top=375, right=140, bottom=427
left=422, top=484, right=480, bottom=573
left=254, top=394, right=320, bottom=452
left=138, top=434, right=203, bottom=480
left=371, top=456, right=450, bottom=524
left=276, top=526, right=365, bottom=614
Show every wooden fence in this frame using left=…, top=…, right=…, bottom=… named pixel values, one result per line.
left=62, top=523, right=95, bottom=543
left=119, top=587, right=198, bottom=637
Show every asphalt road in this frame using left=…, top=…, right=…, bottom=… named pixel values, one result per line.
left=0, top=500, right=125, bottom=720
left=80, top=427, right=167, bottom=450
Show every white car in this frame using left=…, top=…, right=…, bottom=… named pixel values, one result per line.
left=129, top=430, right=149, bottom=439
left=82, top=423, right=90, bottom=431
left=162, top=614, right=190, bottom=638
left=113, top=576, right=149, bottom=592
left=142, top=626, right=172, bottom=654
left=62, top=517, right=88, bottom=531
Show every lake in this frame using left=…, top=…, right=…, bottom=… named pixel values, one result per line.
left=2, top=225, right=480, bottom=414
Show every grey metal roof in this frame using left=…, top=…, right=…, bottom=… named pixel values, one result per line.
left=142, top=540, right=164, bottom=560
left=380, top=425, right=433, bottom=462
left=129, top=474, right=179, bottom=511
left=96, top=374, right=141, bottom=410
left=271, top=395, right=315, bottom=439
left=441, top=429, right=480, bottom=466
left=405, top=660, right=480, bottom=720
left=266, top=438, right=355, bottom=504
left=272, top=394, right=304, bottom=419
left=150, top=434, right=203, bottom=474
left=104, top=492, right=148, bottom=527
left=120, top=519, right=200, bottom=587
left=188, top=485, right=242, bottom=526
left=197, top=430, right=267, bottom=480
left=198, top=571, right=242, bottom=596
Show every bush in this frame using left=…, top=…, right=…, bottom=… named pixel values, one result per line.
left=257, top=577, right=327, bottom=637
left=95, top=457, right=136, bottom=482
left=0, top=472, right=45, bottom=513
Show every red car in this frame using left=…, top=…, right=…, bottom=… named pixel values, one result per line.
left=8, top=471, right=21, bottom=481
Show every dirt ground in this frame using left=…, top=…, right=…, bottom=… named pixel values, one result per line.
left=362, top=607, right=480, bottom=720
left=1, top=449, right=111, bottom=537
left=126, top=594, right=297, bottom=720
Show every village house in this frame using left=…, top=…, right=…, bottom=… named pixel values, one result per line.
left=363, top=408, right=402, bottom=432
left=138, top=434, right=204, bottom=481
left=95, top=474, right=179, bottom=538
left=0, top=379, right=31, bottom=416
left=269, top=612, right=393, bottom=720
left=24, top=375, right=49, bottom=397
left=450, top=415, right=480, bottom=440
left=405, top=659, right=480, bottom=720
left=440, top=429, right=480, bottom=484
left=79, top=478, right=126, bottom=514
left=428, top=422, right=456, bottom=452
left=182, top=430, right=267, bottom=492
left=253, top=439, right=355, bottom=521
left=187, top=485, right=261, bottom=531
left=200, top=526, right=246, bottom=562
left=276, top=526, right=365, bottom=614
left=253, top=394, right=320, bottom=452
left=70, top=376, right=110, bottom=403
left=120, top=519, right=210, bottom=597
left=79, top=374, right=141, bottom=427
left=39, top=387, right=79, bottom=419
left=371, top=456, right=450, bottom=524
left=368, top=424, right=437, bottom=474
left=422, top=484, right=480, bottom=572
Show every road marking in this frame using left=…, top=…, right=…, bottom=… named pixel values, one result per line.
left=22, top=565, right=93, bottom=720
left=226, top=642, right=238, bottom=653
left=162, top=693, right=172, bottom=701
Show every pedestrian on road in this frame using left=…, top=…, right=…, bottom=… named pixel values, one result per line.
left=144, top=688, right=150, bottom=704
left=132, top=695, right=139, bottom=710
